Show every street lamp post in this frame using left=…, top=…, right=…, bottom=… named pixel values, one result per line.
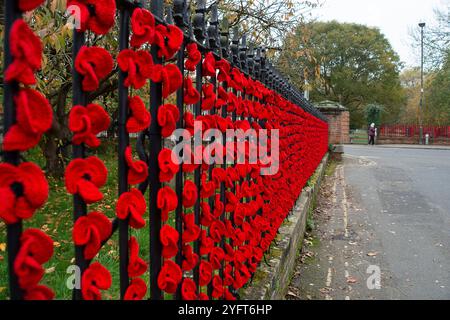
left=419, top=22, right=426, bottom=145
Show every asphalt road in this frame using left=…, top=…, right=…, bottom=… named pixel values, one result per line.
left=288, top=145, right=450, bottom=300
left=343, top=145, right=450, bottom=299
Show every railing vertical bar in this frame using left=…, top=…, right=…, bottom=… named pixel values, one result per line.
left=118, top=4, right=131, bottom=300
left=149, top=0, right=164, bottom=300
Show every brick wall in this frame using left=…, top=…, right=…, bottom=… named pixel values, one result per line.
left=322, top=111, right=350, bottom=145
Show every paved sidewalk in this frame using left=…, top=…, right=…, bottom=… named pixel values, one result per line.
left=345, top=144, right=450, bottom=151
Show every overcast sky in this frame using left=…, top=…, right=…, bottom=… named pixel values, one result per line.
left=312, top=0, right=449, bottom=68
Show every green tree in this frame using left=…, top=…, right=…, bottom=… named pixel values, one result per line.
left=425, top=52, right=450, bottom=125
left=277, top=21, right=406, bottom=128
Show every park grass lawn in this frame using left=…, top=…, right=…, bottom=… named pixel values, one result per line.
left=0, top=141, right=153, bottom=300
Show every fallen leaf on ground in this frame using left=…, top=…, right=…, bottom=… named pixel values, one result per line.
left=346, top=276, right=358, bottom=284
left=367, top=252, right=378, bottom=257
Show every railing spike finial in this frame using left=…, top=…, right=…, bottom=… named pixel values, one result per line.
left=193, top=0, right=207, bottom=44
left=207, top=3, right=220, bottom=52
left=173, top=0, right=188, bottom=28
left=239, top=34, right=248, bottom=72
left=220, top=17, right=230, bottom=58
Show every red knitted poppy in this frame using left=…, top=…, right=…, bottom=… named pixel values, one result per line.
left=2, top=89, right=52, bottom=152
left=81, top=262, right=112, bottom=300
left=182, top=214, right=200, bottom=244
left=124, top=278, right=147, bottom=300
left=125, top=146, right=148, bottom=185
left=200, top=173, right=215, bottom=199
left=198, top=260, right=213, bottom=286
left=14, top=229, right=53, bottom=289
left=200, top=230, right=214, bottom=256
left=182, top=180, right=198, bottom=208
left=72, top=211, right=112, bottom=260
left=158, top=148, right=179, bottom=182
left=67, top=0, right=116, bottom=35
left=0, top=162, right=48, bottom=225
left=185, top=43, right=202, bottom=71
left=69, top=104, right=110, bottom=148
left=201, top=83, right=216, bottom=111
left=216, top=59, right=231, bottom=83
left=149, top=64, right=183, bottom=98
left=224, top=288, right=237, bottom=301
left=24, top=285, right=54, bottom=300
left=65, top=157, right=107, bottom=204
left=209, top=246, right=225, bottom=270
left=154, top=24, right=184, bottom=59
left=157, top=260, right=182, bottom=294
left=202, top=52, right=216, bottom=77
left=181, top=278, right=197, bottom=300
left=5, top=19, right=42, bottom=85
left=117, top=49, right=153, bottom=89
left=184, top=111, right=195, bottom=136
left=130, top=8, right=156, bottom=48
left=157, top=186, right=178, bottom=222
left=160, top=224, right=179, bottom=259
left=212, top=275, right=224, bottom=299
left=128, top=237, right=148, bottom=278
left=18, top=0, right=45, bottom=11
left=183, top=77, right=200, bottom=105
left=116, top=188, right=147, bottom=229
left=127, top=96, right=151, bottom=133
left=210, top=220, right=225, bottom=243
left=181, top=244, right=199, bottom=271
left=75, top=46, right=113, bottom=92
left=157, top=104, right=180, bottom=138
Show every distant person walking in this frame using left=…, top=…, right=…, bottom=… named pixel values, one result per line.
left=368, top=123, right=376, bottom=146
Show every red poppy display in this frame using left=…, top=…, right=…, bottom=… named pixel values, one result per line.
left=124, top=278, right=147, bottom=300
left=69, top=104, right=110, bottom=148
left=199, top=260, right=213, bottom=286
left=18, top=0, right=45, bottom=11
left=149, top=64, right=183, bottom=99
left=201, top=83, right=216, bottom=111
left=130, top=8, right=156, bottom=48
left=65, top=156, right=107, bottom=204
left=181, top=278, right=197, bottom=300
left=23, top=285, right=55, bottom=300
left=185, top=43, right=202, bottom=71
left=158, top=104, right=180, bottom=138
left=117, top=49, right=153, bottom=89
left=160, top=224, right=179, bottom=259
left=125, top=146, right=148, bottom=185
left=128, top=237, right=148, bottom=278
left=182, top=214, right=200, bottom=244
left=75, top=46, right=113, bottom=92
left=72, top=211, right=112, bottom=260
left=2, top=89, right=52, bottom=152
left=212, top=275, right=224, bottom=299
left=202, top=52, right=216, bottom=77
left=127, top=96, right=151, bottom=133
left=181, top=244, right=199, bottom=271
left=5, top=19, right=42, bottom=85
left=154, top=24, right=184, bottom=59
left=116, top=188, right=147, bottom=229
left=157, top=186, right=178, bottom=222
left=0, top=162, right=48, bottom=225
left=158, top=148, right=180, bottom=183
left=182, top=180, right=198, bottom=208
left=184, top=77, right=200, bottom=105
left=14, top=229, right=53, bottom=289
left=157, top=260, right=182, bottom=294
left=81, top=262, right=112, bottom=300
left=67, top=0, right=116, bottom=35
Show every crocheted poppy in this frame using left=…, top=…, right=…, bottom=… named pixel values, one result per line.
left=182, top=214, right=200, bottom=244
left=117, top=49, right=153, bottom=89
left=183, top=77, right=200, bottom=105
left=200, top=230, right=214, bottom=256
left=201, top=83, right=216, bottom=111
left=209, top=246, right=225, bottom=270
left=125, top=146, right=148, bottom=185
left=72, top=211, right=112, bottom=260
left=157, top=260, right=182, bottom=294
left=24, top=285, right=55, bottom=300
left=224, top=288, right=237, bottom=301
left=2, top=89, right=52, bottom=152
left=181, top=278, right=197, bottom=300
left=158, top=148, right=179, bottom=182
left=160, top=224, right=179, bottom=259
left=81, top=262, right=112, bottom=300
left=14, top=229, right=53, bottom=289
left=67, top=0, right=116, bottom=35
left=65, top=156, right=107, bottom=204
left=156, top=186, right=178, bottom=222
left=212, top=275, right=224, bottom=299
left=202, top=52, right=216, bottom=77
left=124, top=278, right=147, bottom=300
left=0, top=162, right=48, bottom=225
left=69, top=104, right=110, bottom=148
left=5, top=19, right=42, bottom=85
left=149, top=64, right=183, bottom=99
left=116, top=188, right=146, bottom=229
left=127, top=96, right=151, bottom=133
left=128, top=237, right=148, bottom=278
left=154, top=24, right=184, bottom=59
left=157, top=104, right=180, bottom=138
left=200, top=173, right=215, bottom=199
left=130, top=8, right=156, bottom=48
left=182, top=180, right=198, bottom=208
left=18, top=0, right=45, bottom=11
left=216, top=59, right=231, bottom=83
left=75, top=46, right=113, bottom=92
left=198, top=260, right=213, bottom=286
left=181, top=244, right=199, bottom=271
left=184, top=111, right=195, bottom=136
left=181, top=145, right=201, bottom=173
left=210, top=220, right=225, bottom=243
left=185, top=43, right=202, bottom=71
